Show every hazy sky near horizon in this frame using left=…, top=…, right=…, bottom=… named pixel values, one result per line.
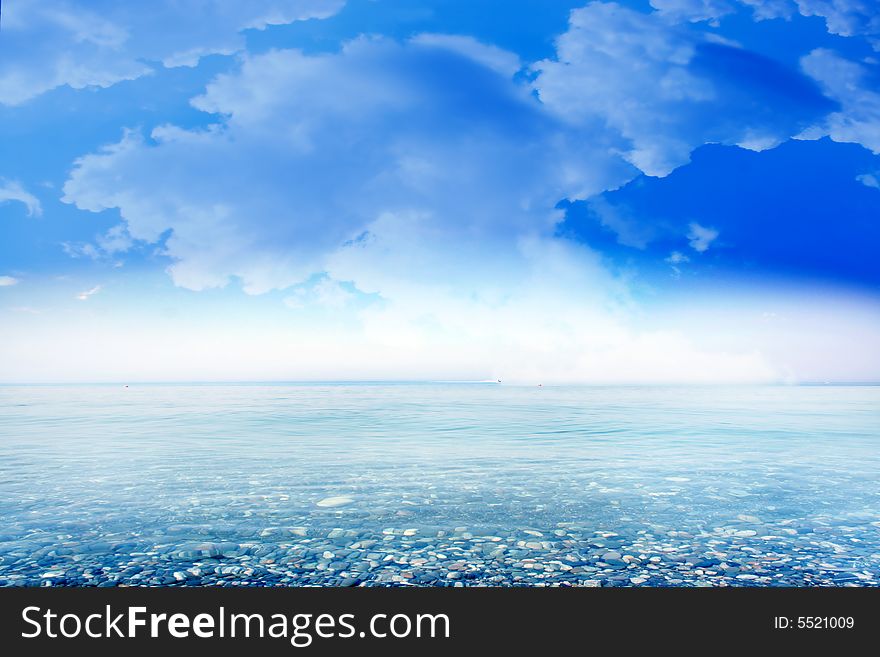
left=1, top=0, right=879, bottom=383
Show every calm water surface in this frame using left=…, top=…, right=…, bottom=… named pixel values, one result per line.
left=0, top=384, right=878, bottom=586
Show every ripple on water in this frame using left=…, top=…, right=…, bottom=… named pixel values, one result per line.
left=0, top=384, right=878, bottom=586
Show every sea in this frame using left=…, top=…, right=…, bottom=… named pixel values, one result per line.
left=0, top=383, right=877, bottom=587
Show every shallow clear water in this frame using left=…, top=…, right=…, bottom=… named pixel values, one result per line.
left=0, top=384, right=878, bottom=586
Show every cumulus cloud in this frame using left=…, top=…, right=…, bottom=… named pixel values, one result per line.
left=795, top=0, right=880, bottom=47
left=409, top=34, right=522, bottom=77
left=0, top=276, right=20, bottom=287
left=737, top=0, right=795, bottom=20
left=653, top=0, right=880, bottom=46
left=0, top=0, right=345, bottom=105
left=0, top=180, right=42, bottom=217
left=313, top=211, right=779, bottom=384
left=62, top=224, right=135, bottom=269
left=651, top=0, right=789, bottom=22
left=59, top=23, right=813, bottom=382
left=531, top=2, right=833, bottom=176
left=800, top=48, right=880, bottom=152
left=284, top=276, right=358, bottom=309
left=585, top=196, right=659, bottom=249
left=857, top=171, right=880, bottom=188
left=62, top=242, right=101, bottom=260
left=63, top=36, right=635, bottom=294
left=61, top=9, right=838, bottom=294
left=649, top=0, right=737, bottom=24
left=687, top=222, right=720, bottom=252
left=96, top=224, right=135, bottom=254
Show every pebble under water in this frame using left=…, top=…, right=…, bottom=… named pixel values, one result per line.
left=0, top=383, right=878, bottom=587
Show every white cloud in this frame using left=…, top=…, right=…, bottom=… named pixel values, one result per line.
left=63, top=37, right=635, bottom=294
left=63, top=224, right=136, bottom=265
left=653, top=0, right=880, bottom=46
left=317, top=213, right=782, bottom=383
left=738, top=0, right=795, bottom=20
left=651, top=0, right=789, bottom=22
left=586, top=196, right=659, bottom=248
left=531, top=2, right=824, bottom=176
left=800, top=48, right=880, bottom=153
left=0, top=180, right=42, bottom=217
left=665, top=250, right=690, bottom=277
left=97, top=224, right=134, bottom=254
left=75, top=285, right=102, bottom=301
left=1, top=231, right=783, bottom=384
left=796, top=0, right=880, bottom=47
left=0, top=0, right=345, bottom=105
left=57, top=25, right=833, bottom=383
left=856, top=171, right=880, bottom=188
left=61, top=14, right=837, bottom=296
left=533, top=3, right=709, bottom=176
left=0, top=276, right=20, bottom=286
left=649, top=0, right=737, bottom=24
left=62, top=242, right=101, bottom=260
left=687, top=222, right=720, bottom=252
left=284, top=276, right=357, bottom=309
left=409, top=34, right=522, bottom=77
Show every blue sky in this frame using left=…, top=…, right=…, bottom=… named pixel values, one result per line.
left=1, top=0, right=879, bottom=383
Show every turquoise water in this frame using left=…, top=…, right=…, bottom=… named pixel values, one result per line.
left=0, top=384, right=878, bottom=586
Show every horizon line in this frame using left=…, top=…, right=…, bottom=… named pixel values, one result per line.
left=1, top=380, right=879, bottom=387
